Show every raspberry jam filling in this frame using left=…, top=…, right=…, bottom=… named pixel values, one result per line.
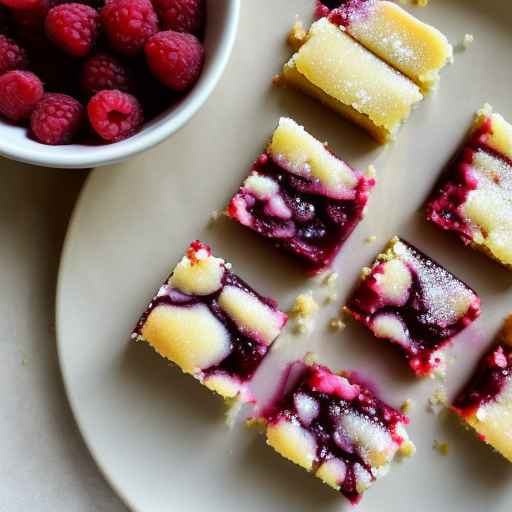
left=315, top=0, right=370, bottom=21
left=262, top=362, right=410, bottom=504
left=453, top=344, right=512, bottom=417
left=133, top=241, right=287, bottom=396
left=347, top=239, right=481, bottom=376
left=325, top=0, right=373, bottom=26
left=228, top=151, right=373, bottom=274
left=426, top=115, right=512, bottom=245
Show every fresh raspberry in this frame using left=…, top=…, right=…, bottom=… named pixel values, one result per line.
left=152, top=0, right=205, bottom=35
left=87, top=89, right=143, bottom=142
left=101, top=0, right=158, bottom=56
left=45, top=3, right=99, bottom=56
left=145, top=30, right=203, bottom=91
left=0, top=35, right=29, bottom=75
left=31, top=93, right=84, bottom=144
left=0, top=0, right=42, bottom=9
left=81, top=53, right=132, bottom=96
left=0, top=70, right=43, bottom=121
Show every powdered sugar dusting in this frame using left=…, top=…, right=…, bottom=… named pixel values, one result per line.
left=398, top=241, right=476, bottom=325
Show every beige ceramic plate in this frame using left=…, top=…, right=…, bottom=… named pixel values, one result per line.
left=57, top=1, right=512, bottom=511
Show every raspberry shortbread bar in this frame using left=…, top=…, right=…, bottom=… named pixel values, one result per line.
left=346, top=237, right=481, bottom=376
left=426, top=105, right=512, bottom=269
left=281, top=2, right=451, bottom=142
left=132, top=241, right=287, bottom=402
left=259, top=360, right=415, bottom=503
left=228, top=117, right=374, bottom=273
left=322, top=0, right=452, bottom=91
left=453, top=316, right=512, bottom=463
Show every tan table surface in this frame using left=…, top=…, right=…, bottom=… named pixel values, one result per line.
left=0, top=160, right=126, bottom=511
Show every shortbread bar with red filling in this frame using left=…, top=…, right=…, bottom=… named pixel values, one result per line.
left=132, top=241, right=288, bottom=402
left=227, top=117, right=374, bottom=273
left=345, top=237, right=481, bottom=376
left=259, top=361, right=415, bottom=503
left=453, top=316, right=512, bottom=463
left=426, top=105, right=512, bottom=270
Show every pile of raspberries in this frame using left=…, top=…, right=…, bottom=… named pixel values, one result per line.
left=0, top=0, right=205, bottom=144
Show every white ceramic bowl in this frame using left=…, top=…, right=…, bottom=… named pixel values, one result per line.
left=0, top=0, right=239, bottom=169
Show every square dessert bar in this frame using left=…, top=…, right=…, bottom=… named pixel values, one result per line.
left=132, top=241, right=288, bottom=402
left=281, top=1, right=452, bottom=142
left=453, top=315, right=512, bottom=463
left=345, top=237, right=481, bottom=376
left=259, top=361, right=415, bottom=504
left=426, top=105, right=512, bottom=270
left=227, top=117, right=374, bottom=274
left=323, top=0, right=452, bottom=92
left=282, top=17, right=422, bottom=143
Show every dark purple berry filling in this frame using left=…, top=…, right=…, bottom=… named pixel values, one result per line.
left=454, top=340, right=512, bottom=417
left=228, top=153, right=373, bottom=274
left=426, top=116, right=512, bottom=245
left=263, top=363, right=408, bottom=503
left=315, top=0, right=371, bottom=20
left=134, top=242, right=283, bottom=382
left=326, top=0, right=373, bottom=26
left=347, top=240, right=481, bottom=376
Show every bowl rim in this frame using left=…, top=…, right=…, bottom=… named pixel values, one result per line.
left=0, top=0, right=240, bottom=169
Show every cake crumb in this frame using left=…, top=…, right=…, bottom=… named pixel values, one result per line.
left=400, top=440, right=416, bottom=457
left=479, top=103, right=494, bottom=118
left=463, top=34, right=474, bottom=49
left=324, top=292, right=338, bottom=305
left=293, top=318, right=309, bottom=335
left=290, top=292, right=319, bottom=335
left=400, top=399, right=414, bottom=414
left=323, top=271, right=338, bottom=288
left=433, top=440, right=449, bottom=456
left=329, top=317, right=346, bottom=332
left=360, top=266, right=372, bottom=279
left=291, top=292, right=319, bottom=317
left=430, top=354, right=452, bottom=383
left=366, top=164, right=377, bottom=179
left=428, top=387, right=448, bottom=415
left=304, top=352, right=319, bottom=365
left=365, top=235, right=377, bottom=244
left=287, top=17, right=307, bottom=50
left=208, top=209, right=222, bottom=224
